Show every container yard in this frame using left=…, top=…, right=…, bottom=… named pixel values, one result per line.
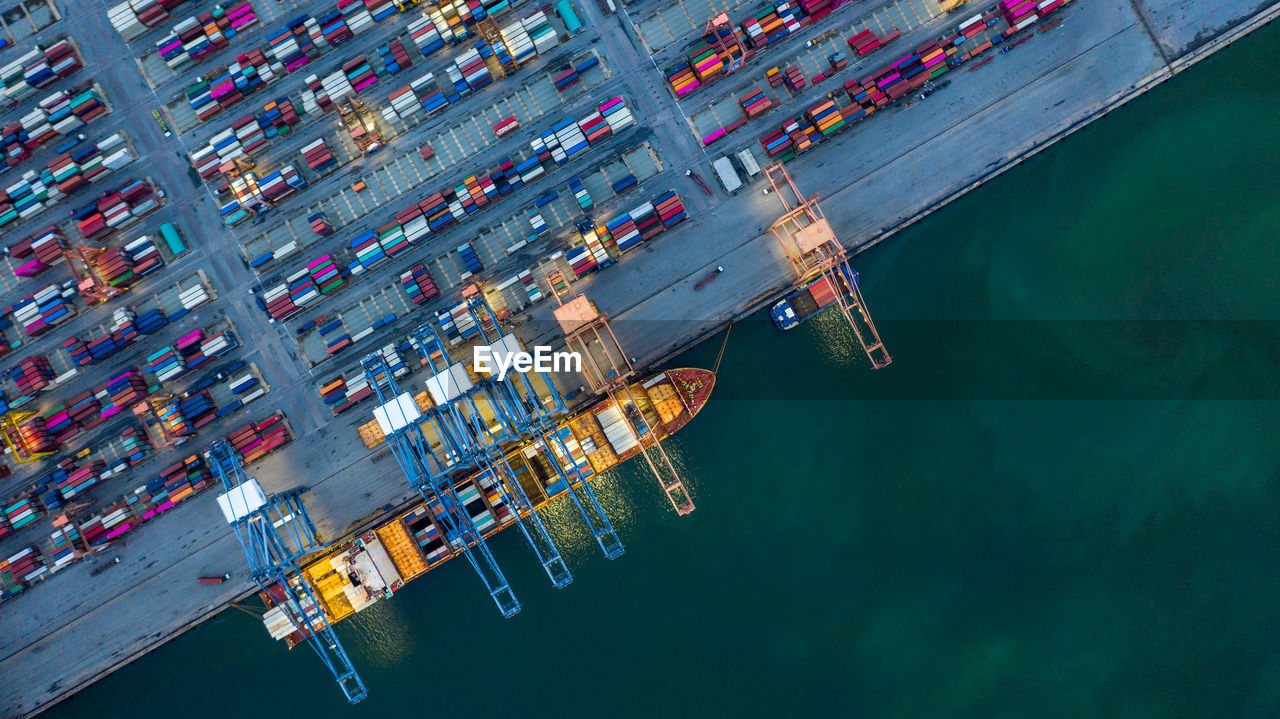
left=0, top=0, right=1272, bottom=715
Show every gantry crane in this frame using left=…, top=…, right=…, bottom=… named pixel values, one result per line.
left=541, top=275, right=696, bottom=515
left=141, top=391, right=176, bottom=447
left=207, top=440, right=367, bottom=704
left=477, top=16, right=517, bottom=74
left=63, top=244, right=126, bottom=304
left=360, top=351, right=521, bottom=616
left=138, top=394, right=175, bottom=448
left=52, top=506, right=93, bottom=554
left=763, top=163, right=891, bottom=368
left=461, top=287, right=625, bottom=559
left=704, top=13, right=749, bottom=75
left=337, top=94, right=383, bottom=155
left=0, top=410, right=57, bottom=462
left=223, top=156, right=273, bottom=214
left=408, top=321, right=572, bottom=588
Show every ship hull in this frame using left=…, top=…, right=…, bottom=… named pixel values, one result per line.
left=273, top=368, right=715, bottom=631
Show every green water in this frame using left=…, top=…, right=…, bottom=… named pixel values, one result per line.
left=48, top=23, right=1280, bottom=719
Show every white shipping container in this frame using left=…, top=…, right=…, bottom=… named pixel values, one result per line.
left=273, top=241, right=298, bottom=259
left=103, top=149, right=135, bottom=170
left=240, top=387, right=267, bottom=404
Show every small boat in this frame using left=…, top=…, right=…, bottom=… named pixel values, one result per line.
left=770, top=271, right=853, bottom=330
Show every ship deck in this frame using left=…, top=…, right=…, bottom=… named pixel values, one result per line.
left=280, top=368, right=714, bottom=631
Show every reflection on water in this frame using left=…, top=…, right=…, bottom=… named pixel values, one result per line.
left=343, top=597, right=416, bottom=668
left=41, top=20, right=1280, bottom=719
left=810, top=308, right=870, bottom=372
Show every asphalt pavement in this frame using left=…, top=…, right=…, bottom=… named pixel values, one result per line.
left=0, top=0, right=1273, bottom=715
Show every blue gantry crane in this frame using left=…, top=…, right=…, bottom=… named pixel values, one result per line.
left=408, top=321, right=573, bottom=588
left=460, top=288, right=625, bottom=559
left=207, top=440, right=367, bottom=704
left=359, top=351, right=522, bottom=617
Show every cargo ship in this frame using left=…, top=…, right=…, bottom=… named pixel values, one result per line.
left=769, top=271, right=852, bottom=330
left=263, top=367, right=714, bottom=641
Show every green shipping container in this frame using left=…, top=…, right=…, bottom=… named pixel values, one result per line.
left=69, top=90, right=97, bottom=108
left=160, top=222, right=186, bottom=254
left=556, top=0, right=582, bottom=34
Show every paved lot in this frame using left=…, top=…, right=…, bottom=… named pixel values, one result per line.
left=0, top=0, right=58, bottom=46
left=0, top=0, right=1274, bottom=715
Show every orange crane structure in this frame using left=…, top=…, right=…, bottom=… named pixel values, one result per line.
left=63, top=244, right=126, bottom=305
left=221, top=156, right=273, bottom=214
left=542, top=271, right=696, bottom=515
left=763, top=163, right=891, bottom=368
left=134, top=394, right=175, bottom=448
left=477, top=16, right=517, bottom=74
left=337, top=94, right=383, bottom=155
left=704, top=13, right=750, bottom=75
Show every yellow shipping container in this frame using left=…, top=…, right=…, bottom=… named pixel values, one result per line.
left=375, top=520, right=430, bottom=581
left=303, top=561, right=355, bottom=622
left=645, top=383, right=684, bottom=425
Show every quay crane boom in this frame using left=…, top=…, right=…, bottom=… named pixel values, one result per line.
left=541, top=274, right=696, bottom=515
left=461, top=287, right=625, bottom=558
left=763, top=163, right=891, bottom=368
left=410, top=321, right=572, bottom=588
left=207, top=440, right=367, bottom=704
left=360, top=352, right=521, bottom=617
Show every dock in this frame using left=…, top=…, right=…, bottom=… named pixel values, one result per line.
left=0, top=0, right=1275, bottom=714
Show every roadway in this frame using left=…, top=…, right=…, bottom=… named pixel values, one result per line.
left=0, top=0, right=1273, bottom=715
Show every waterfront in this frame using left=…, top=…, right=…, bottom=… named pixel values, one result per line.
left=43, top=17, right=1280, bottom=719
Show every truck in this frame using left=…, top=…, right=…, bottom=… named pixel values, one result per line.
left=308, top=212, right=333, bottom=235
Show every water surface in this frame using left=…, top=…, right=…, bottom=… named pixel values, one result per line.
left=47, top=21, right=1280, bottom=719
